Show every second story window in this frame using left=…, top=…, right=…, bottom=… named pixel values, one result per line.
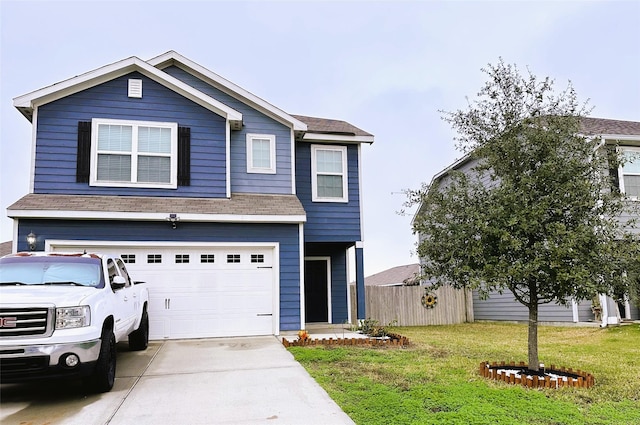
left=620, top=147, right=640, bottom=197
left=246, top=134, right=276, bottom=174
left=90, top=118, right=178, bottom=188
left=311, top=145, right=348, bottom=202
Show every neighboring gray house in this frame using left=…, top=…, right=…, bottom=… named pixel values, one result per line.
left=419, top=117, right=640, bottom=326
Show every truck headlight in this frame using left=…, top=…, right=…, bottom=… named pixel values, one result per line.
left=56, top=306, right=91, bottom=329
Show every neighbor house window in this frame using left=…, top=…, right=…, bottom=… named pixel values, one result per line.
left=91, top=118, right=178, bottom=188
left=311, top=145, right=348, bottom=202
left=246, top=134, right=276, bottom=174
left=620, top=147, right=640, bottom=197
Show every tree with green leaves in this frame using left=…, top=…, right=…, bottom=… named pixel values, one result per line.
left=408, top=59, right=640, bottom=371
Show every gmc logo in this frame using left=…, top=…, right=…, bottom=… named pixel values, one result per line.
left=0, top=317, right=17, bottom=328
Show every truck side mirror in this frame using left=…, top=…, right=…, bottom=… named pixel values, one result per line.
left=112, top=276, right=127, bottom=289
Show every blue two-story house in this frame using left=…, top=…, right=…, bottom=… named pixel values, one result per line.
left=7, top=51, right=373, bottom=340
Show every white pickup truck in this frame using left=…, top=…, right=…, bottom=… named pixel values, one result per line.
left=0, top=252, right=149, bottom=392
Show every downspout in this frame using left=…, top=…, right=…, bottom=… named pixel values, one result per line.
left=299, top=223, right=305, bottom=331
left=623, top=295, right=631, bottom=321
left=599, top=294, right=608, bottom=328
left=225, top=120, right=231, bottom=198
left=571, top=299, right=579, bottom=323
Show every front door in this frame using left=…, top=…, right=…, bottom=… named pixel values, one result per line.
left=305, top=259, right=329, bottom=323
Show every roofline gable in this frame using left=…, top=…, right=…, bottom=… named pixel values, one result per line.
left=147, top=50, right=307, bottom=132
left=13, top=56, right=243, bottom=128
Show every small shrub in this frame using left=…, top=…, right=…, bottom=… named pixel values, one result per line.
left=358, top=318, right=398, bottom=338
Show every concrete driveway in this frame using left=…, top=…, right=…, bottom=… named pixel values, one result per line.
left=0, top=336, right=354, bottom=425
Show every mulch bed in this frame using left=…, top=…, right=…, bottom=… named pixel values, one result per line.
left=282, top=332, right=410, bottom=348
left=480, top=361, right=595, bottom=388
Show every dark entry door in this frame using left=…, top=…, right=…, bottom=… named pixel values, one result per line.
left=305, top=259, right=329, bottom=322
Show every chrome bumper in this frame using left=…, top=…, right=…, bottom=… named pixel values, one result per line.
left=0, top=339, right=102, bottom=365
left=0, top=339, right=102, bottom=381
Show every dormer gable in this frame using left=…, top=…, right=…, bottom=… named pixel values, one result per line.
left=147, top=51, right=307, bottom=135
left=13, top=56, right=243, bottom=130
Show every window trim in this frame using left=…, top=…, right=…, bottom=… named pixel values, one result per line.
left=90, top=118, right=178, bottom=189
left=246, top=133, right=276, bottom=174
left=311, top=144, right=348, bottom=203
left=619, top=146, right=640, bottom=199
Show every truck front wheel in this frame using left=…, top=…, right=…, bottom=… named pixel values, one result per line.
left=86, top=327, right=116, bottom=393
left=129, top=310, right=149, bottom=351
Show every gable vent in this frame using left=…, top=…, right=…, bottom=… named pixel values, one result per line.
left=128, top=79, right=142, bottom=98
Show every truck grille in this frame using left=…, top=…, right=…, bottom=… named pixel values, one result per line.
left=0, top=307, right=53, bottom=338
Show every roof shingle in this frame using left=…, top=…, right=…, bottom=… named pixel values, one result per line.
left=8, top=193, right=306, bottom=218
left=291, top=114, right=373, bottom=137
left=580, top=117, right=640, bottom=136
left=364, top=264, right=421, bottom=286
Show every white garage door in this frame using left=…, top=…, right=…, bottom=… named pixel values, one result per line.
left=49, top=243, right=277, bottom=340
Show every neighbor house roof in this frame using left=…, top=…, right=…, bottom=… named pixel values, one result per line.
left=580, top=117, right=640, bottom=137
left=430, top=117, right=640, bottom=184
left=364, top=263, right=421, bottom=286
left=414, top=117, right=640, bottom=223
left=8, top=193, right=306, bottom=224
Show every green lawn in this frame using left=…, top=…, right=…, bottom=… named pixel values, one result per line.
left=288, top=323, right=640, bottom=425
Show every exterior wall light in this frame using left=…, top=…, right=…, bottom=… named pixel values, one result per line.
left=166, top=214, right=179, bottom=229
left=27, top=231, right=37, bottom=251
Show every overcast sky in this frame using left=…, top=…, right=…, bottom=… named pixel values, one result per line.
left=1, top=0, right=639, bottom=276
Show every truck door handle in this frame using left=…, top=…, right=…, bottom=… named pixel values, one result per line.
left=257, top=313, right=272, bottom=316
left=165, top=298, right=171, bottom=309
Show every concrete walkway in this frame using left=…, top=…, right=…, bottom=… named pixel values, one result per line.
left=0, top=336, right=354, bottom=425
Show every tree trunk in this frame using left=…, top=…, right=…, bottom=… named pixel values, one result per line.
left=528, top=302, right=539, bottom=372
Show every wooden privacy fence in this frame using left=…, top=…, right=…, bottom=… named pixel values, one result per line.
left=359, top=285, right=473, bottom=326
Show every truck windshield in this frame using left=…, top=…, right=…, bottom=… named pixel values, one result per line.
left=0, top=256, right=103, bottom=288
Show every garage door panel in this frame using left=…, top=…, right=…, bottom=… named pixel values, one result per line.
left=51, top=243, right=276, bottom=340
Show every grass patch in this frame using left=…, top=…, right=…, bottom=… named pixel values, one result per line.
left=289, top=323, right=640, bottom=425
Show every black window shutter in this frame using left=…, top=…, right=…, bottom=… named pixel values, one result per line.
left=178, top=126, right=191, bottom=186
left=76, top=121, right=91, bottom=183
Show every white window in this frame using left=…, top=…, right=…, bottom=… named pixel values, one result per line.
left=620, top=147, right=640, bottom=197
left=90, top=118, right=178, bottom=188
left=246, top=134, right=276, bottom=174
left=311, top=145, right=348, bottom=202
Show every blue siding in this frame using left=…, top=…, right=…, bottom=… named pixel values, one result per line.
left=296, top=143, right=362, bottom=242
left=34, top=72, right=228, bottom=197
left=161, top=66, right=293, bottom=195
left=17, top=220, right=301, bottom=331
